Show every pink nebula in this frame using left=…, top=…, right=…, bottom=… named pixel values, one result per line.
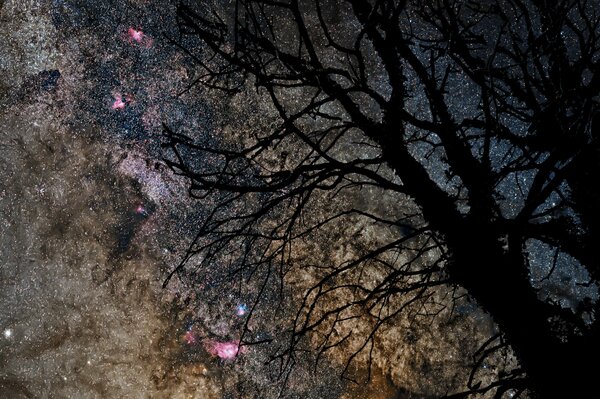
left=204, top=340, right=242, bottom=360
left=184, top=330, right=197, bottom=345
left=236, top=304, right=247, bottom=316
left=126, top=27, right=153, bottom=47
left=112, top=93, right=126, bottom=110
left=128, top=28, right=144, bottom=42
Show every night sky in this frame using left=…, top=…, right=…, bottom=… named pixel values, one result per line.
left=0, top=0, right=347, bottom=397
left=1, top=0, right=597, bottom=398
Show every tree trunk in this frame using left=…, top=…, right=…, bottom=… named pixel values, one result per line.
left=448, top=226, right=598, bottom=397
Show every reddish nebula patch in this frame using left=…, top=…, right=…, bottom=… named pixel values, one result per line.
left=183, top=330, right=197, bottom=345
left=126, top=27, right=153, bottom=47
left=204, top=340, right=243, bottom=360
left=112, top=93, right=126, bottom=110
left=135, top=204, right=147, bottom=215
left=236, top=304, right=247, bottom=316
left=128, top=28, right=144, bottom=42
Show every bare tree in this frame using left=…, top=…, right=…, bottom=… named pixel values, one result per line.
left=162, top=0, right=600, bottom=397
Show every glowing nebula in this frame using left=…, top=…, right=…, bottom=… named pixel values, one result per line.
left=112, top=93, right=126, bottom=110
left=236, top=304, right=247, bottom=316
left=126, top=27, right=153, bottom=47
left=204, top=340, right=242, bottom=360
left=128, top=28, right=144, bottom=42
left=183, top=330, right=197, bottom=345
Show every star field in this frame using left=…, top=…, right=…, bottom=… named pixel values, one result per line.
left=2, top=0, right=597, bottom=398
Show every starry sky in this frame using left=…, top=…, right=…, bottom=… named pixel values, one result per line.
left=1, top=0, right=595, bottom=398
left=0, top=0, right=354, bottom=397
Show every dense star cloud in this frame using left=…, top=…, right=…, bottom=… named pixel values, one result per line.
left=1, top=0, right=598, bottom=398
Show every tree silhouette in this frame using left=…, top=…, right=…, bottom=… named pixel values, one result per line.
left=162, top=0, right=600, bottom=397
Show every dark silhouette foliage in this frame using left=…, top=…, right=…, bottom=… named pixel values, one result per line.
left=163, top=0, right=600, bottom=397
